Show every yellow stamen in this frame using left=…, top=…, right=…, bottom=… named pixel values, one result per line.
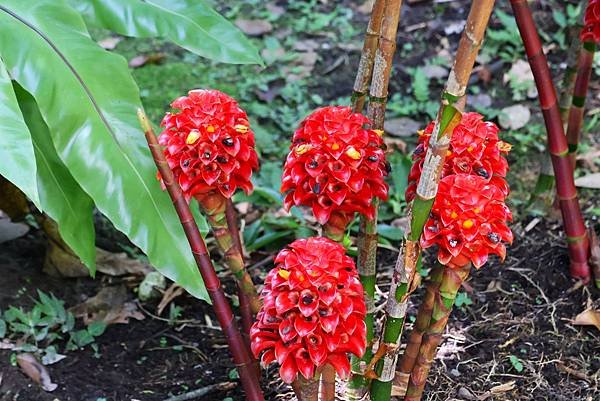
left=374, top=129, right=384, bottom=137
left=417, top=129, right=425, bottom=136
left=185, top=130, right=201, bottom=145
left=462, top=219, right=474, bottom=229
left=331, top=143, right=340, bottom=151
left=450, top=211, right=458, bottom=219
left=234, top=124, right=249, bottom=134
left=467, top=146, right=474, bottom=152
left=474, top=208, right=480, bottom=214
left=446, top=150, right=452, bottom=157
left=278, top=269, right=290, bottom=279
left=295, top=144, right=312, bottom=155
left=206, top=125, right=215, bottom=133
left=345, top=146, right=361, bottom=160
left=498, top=141, right=512, bottom=152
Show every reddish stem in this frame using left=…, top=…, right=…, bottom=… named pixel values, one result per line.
left=138, top=110, right=264, bottom=401
left=566, top=41, right=596, bottom=169
left=510, top=0, right=591, bottom=282
left=225, top=198, right=254, bottom=336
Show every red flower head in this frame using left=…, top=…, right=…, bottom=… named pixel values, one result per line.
left=581, top=0, right=600, bottom=43
left=158, top=89, right=259, bottom=201
left=250, top=237, right=367, bottom=384
left=406, top=112, right=510, bottom=203
left=281, top=106, right=389, bottom=227
left=421, top=174, right=513, bottom=269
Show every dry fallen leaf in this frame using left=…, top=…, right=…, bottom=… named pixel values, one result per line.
left=573, top=308, right=600, bottom=331
left=478, top=381, right=516, bottom=400
left=70, top=285, right=144, bottom=325
left=97, top=36, right=122, bottom=50
left=574, top=173, right=600, bottom=189
left=17, top=353, right=58, bottom=392
left=128, top=53, right=166, bottom=68
left=589, top=228, right=600, bottom=285
left=157, top=283, right=185, bottom=316
left=235, top=19, right=273, bottom=36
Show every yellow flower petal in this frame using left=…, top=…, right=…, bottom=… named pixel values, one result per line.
left=295, top=144, right=312, bottom=155
left=185, top=130, right=201, bottom=145
left=234, top=124, right=249, bottom=134
left=278, top=269, right=290, bottom=279
left=345, top=146, right=361, bottom=160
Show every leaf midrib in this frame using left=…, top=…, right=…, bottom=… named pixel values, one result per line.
left=0, top=4, right=173, bottom=238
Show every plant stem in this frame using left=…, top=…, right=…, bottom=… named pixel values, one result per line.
left=348, top=3, right=386, bottom=398
left=510, top=0, right=591, bottom=282
left=397, top=264, right=444, bottom=376
left=529, top=24, right=582, bottom=210
left=320, top=364, right=336, bottom=401
left=292, top=372, right=321, bottom=401
left=351, top=0, right=386, bottom=113
left=194, top=192, right=261, bottom=323
left=368, top=2, right=494, bottom=400
left=404, top=264, right=471, bottom=401
left=566, top=40, right=596, bottom=169
left=350, top=0, right=404, bottom=397
left=225, top=198, right=255, bottom=336
left=137, top=109, right=264, bottom=401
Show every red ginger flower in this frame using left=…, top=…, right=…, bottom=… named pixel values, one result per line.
left=406, top=112, right=510, bottom=203
left=158, top=89, right=259, bottom=201
left=281, top=106, right=389, bottom=226
left=581, top=0, right=600, bottom=43
left=250, top=237, right=367, bottom=384
left=421, top=174, right=513, bottom=269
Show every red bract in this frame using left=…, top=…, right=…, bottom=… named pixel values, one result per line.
left=581, top=0, right=600, bottom=43
left=421, top=174, right=513, bottom=269
left=250, top=237, right=367, bottom=384
left=406, top=112, right=510, bottom=203
left=158, top=89, right=259, bottom=201
left=281, top=106, right=389, bottom=226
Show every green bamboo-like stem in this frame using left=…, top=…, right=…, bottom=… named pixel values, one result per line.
left=351, top=0, right=386, bottom=113
left=368, top=3, right=495, bottom=400
left=510, top=0, right=591, bottom=282
left=404, top=264, right=471, bottom=401
left=137, top=110, right=264, bottom=401
left=529, top=23, right=582, bottom=210
left=347, top=0, right=385, bottom=393
left=350, top=0, right=404, bottom=398
left=396, top=264, right=444, bottom=376
left=194, top=192, right=261, bottom=321
left=566, top=40, right=596, bottom=169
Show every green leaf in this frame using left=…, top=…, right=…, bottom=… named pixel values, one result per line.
left=0, top=58, right=39, bottom=206
left=509, top=355, right=524, bottom=373
left=70, top=0, right=262, bottom=65
left=0, top=1, right=208, bottom=300
left=0, top=319, right=6, bottom=338
left=87, top=321, right=106, bottom=337
left=377, top=224, right=404, bottom=241
left=14, top=84, right=97, bottom=271
left=412, top=67, right=430, bottom=103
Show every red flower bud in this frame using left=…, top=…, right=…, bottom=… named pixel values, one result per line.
left=406, top=112, right=510, bottom=203
left=581, top=0, right=600, bottom=43
left=421, top=174, right=513, bottom=269
left=281, top=106, right=389, bottom=225
left=157, top=89, right=259, bottom=201
left=250, top=237, right=367, bottom=383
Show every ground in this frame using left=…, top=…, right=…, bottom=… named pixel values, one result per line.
left=1, top=0, right=600, bottom=400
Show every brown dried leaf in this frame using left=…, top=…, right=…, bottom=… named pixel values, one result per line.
left=477, top=381, right=516, bottom=400
left=70, top=285, right=144, bottom=325
left=96, top=248, right=152, bottom=276
left=128, top=53, right=166, bottom=68
left=157, top=283, right=185, bottom=316
left=16, top=353, right=58, bottom=392
left=573, top=308, right=600, bottom=331
left=234, top=19, right=273, bottom=36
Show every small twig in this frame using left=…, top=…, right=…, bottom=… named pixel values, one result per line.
left=161, top=382, right=236, bottom=401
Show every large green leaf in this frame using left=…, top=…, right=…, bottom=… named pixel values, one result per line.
left=70, top=0, right=262, bottom=65
left=14, top=84, right=97, bottom=271
left=0, top=0, right=208, bottom=301
left=0, top=58, right=39, bottom=206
